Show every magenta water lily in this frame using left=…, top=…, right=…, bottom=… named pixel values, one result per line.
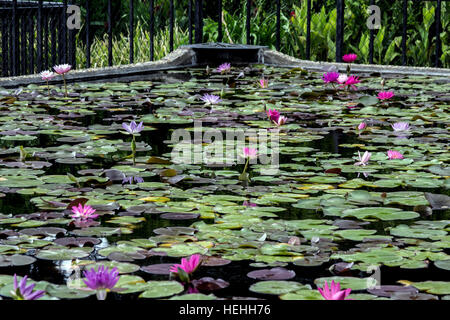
left=71, top=203, right=98, bottom=220
left=11, top=274, right=45, bottom=300
left=322, top=72, right=339, bottom=84
left=259, top=78, right=269, bottom=88
left=170, top=254, right=202, bottom=283
left=239, top=147, right=258, bottom=182
left=341, top=75, right=360, bottom=90
left=122, top=121, right=144, bottom=166
left=83, top=265, right=120, bottom=300
left=342, top=53, right=357, bottom=63
left=266, top=109, right=280, bottom=122
left=318, top=280, right=352, bottom=300
left=357, top=122, right=367, bottom=131
left=378, top=91, right=395, bottom=100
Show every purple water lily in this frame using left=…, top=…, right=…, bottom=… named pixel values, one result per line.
left=391, top=122, right=410, bottom=132
left=83, top=265, right=120, bottom=300
left=216, top=63, right=231, bottom=74
left=122, top=121, right=143, bottom=135
left=11, top=274, right=45, bottom=300
left=200, top=93, right=222, bottom=105
left=122, top=175, right=144, bottom=184
left=322, top=72, right=340, bottom=84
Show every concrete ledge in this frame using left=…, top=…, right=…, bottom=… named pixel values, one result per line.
left=263, top=50, right=450, bottom=78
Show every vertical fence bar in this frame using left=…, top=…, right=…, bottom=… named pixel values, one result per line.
left=306, top=0, right=311, bottom=59
left=170, top=0, right=174, bottom=52
left=369, top=0, right=374, bottom=64
left=194, top=0, right=203, bottom=43
left=37, top=0, right=43, bottom=72
left=149, top=0, right=154, bottom=60
left=28, top=12, right=35, bottom=74
left=336, top=0, right=343, bottom=62
left=12, top=0, right=18, bottom=76
left=62, top=0, right=67, bottom=64
left=188, top=0, right=193, bottom=44
left=9, top=20, right=13, bottom=76
left=21, top=13, right=27, bottom=75
left=44, top=11, right=49, bottom=70
left=1, top=16, right=8, bottom=76
left=276, top=0, right=280, bottom=51
left=246, top=0, right=251, bottom=44
left=68, top=0, right=76, bottom=68
left=108, top=0, right=112, bottom=66
left=129, top=0, right=134, bottom=63
left=57, top=6, right=63, bottom=64
left=435, top=0, right=441, bottom=68
left=218, top=0, right=222, bottom=42
left=401, top=0, right=407, bottom=65
left=51, top=14, right=56, bottom=68
left=86, top=0, right=91, bottom=68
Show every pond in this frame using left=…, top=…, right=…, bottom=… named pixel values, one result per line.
left=0, top=64, right=449, bottom=300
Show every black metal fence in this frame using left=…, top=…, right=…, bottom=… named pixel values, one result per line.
left=0, top=0, right=446, bottom=77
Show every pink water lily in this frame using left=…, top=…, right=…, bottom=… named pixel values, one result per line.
left=342, top=76, right=360, bottom=90
left=354, top=150, right=371, bottom=166
left=387, top=150, right=404, bottom=160
left=216, top=63, right=231, bottom=74
left=378, top=91, right=395, bottom=100
left=11, top=274, right=45, bottom=300
left=40, top=70, right=55, bottom=81
left=170, top=254, right=202, bottom=275
left=53, top=64, right=71, bottom=75
left=357, top=122, right=367, bottom=130
left=259, top=78, right=269, bottom=88
left=318, top=280, right=352, bottom=300
left=337, top=74, right=348, bottom=84
left=273, top=115, right=287, bottom=127
left=243, top=200, right=258, bottom=207
left=243, top=147, right=258, bottom=159
left=391, top=122, right=410, bottom=131
left=322, top=72, right=340, bottom=84
left=342, top=53, right=357, bottom=63
left=71, top=203, right=98, bottom=220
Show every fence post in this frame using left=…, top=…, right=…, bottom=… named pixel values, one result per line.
left=435, top=0, right=441, bottom=68
left=108, top=0, right=112, bottom=66
left=1, top=15, right=8, bottom=76
left=12, top=0, right=18, bottom=76
left=150, top=0, right=154, bottom=60
left=37, top=0, right=43, bottom=73
left=306, top=0, right=311, bottom=59
left=170, top=0, right=174, bottom=52
left=218, top=0, right=223, bottom=42
left=86, top=0, right=91, bottom=68
left=188, top=0, right=193, bottom=44
left=369, top=0, right=374, bottom=64
left=28, top=9, right=35, bottom=74
left=276, top=0, right=280, bottom=51
left=62, top=0, right=67, bottom=64
left=194, top=0, right=203, bottom=43
left=401, top=0, right=407, bottom=65
left=336, top=0, right=343, bottom=62
left=246, top=0, right=251, bottom=44
left=129, top=0, right=134, bottom=63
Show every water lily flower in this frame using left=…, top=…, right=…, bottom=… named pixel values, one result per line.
left=337, top=73, right=348, bottom=84
left=243, top=147, right=258, bottom=159
left=243, top=200, right=258, bottom=207
left=318, top=280, right=352, bottom=300
left=216, top=63, right=231, bottom=74
left=200, top=93, right=222, bottom=105
left=40, top=70, right=55, bottom=96
left=342, top=53, right=357, bottom=63
left=387, top=150, right=404, bottom=160
left=53, top=64, right=72, bottom=75
left=273, top=115, right=287, bottom=127
left=71, top=203, right=98, bottom=220
left=342, top=76, right=360, bottom=90
left=170, top=254, right=202, bottom=283
left=354, top=150, right=371, bottom=166
left=378, top=91, right=395, bottom=100
left=122, top=121, right=144, bottom=135
left=122, top=175, right=144, bottom=184
left=83, top=265, right=120, bottom=300
left=122, top=121, right=144, bottom=166
left=391, top=122, right=410, bottom=131
left=358, top=122, right=367, bottom=130
left=266, top=109, right=280, bottom=122
left=322, top=72, right=340, bottom=84
left=11, top=274, right=45, bottom=300
left=259, top=78, right=269, bottom=88
left=53, top=64, right=71, bottom=97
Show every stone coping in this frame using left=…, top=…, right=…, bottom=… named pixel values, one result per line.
left=1, top=44, right=448, bottom=88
